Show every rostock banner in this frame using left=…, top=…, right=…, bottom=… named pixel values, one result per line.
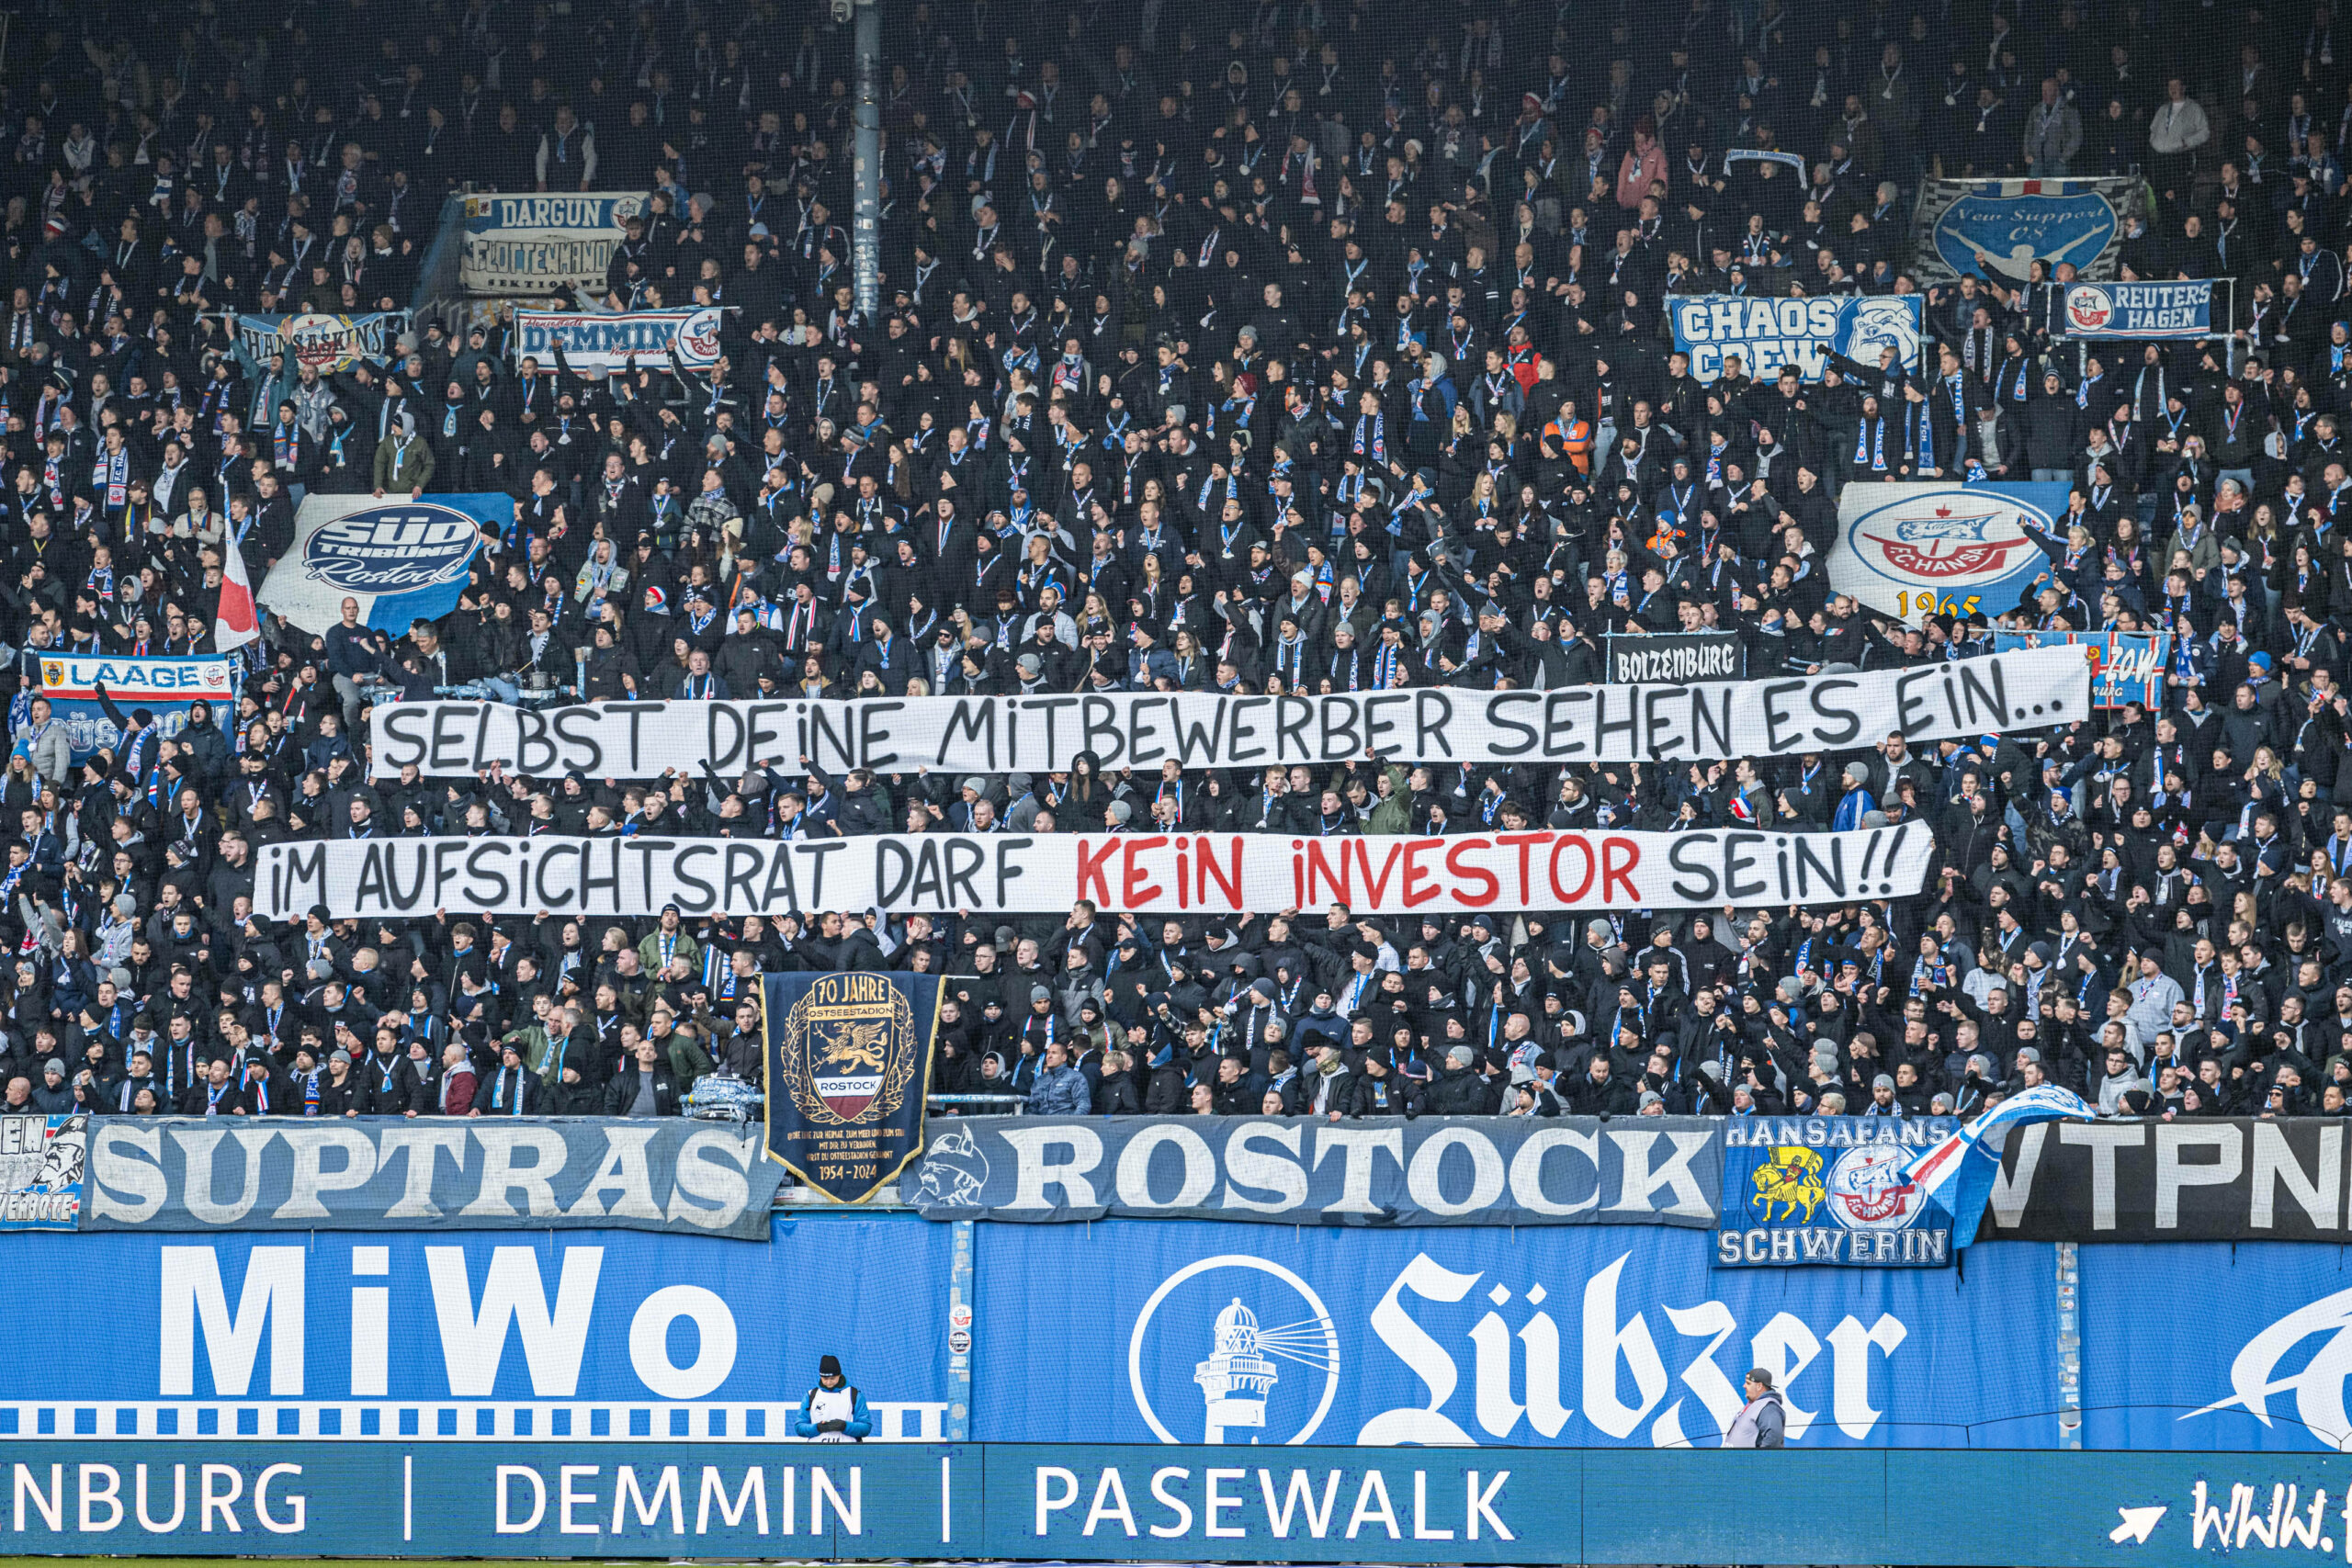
left=254, top=824, right=1939, bottom=919
left=367, top=648, right=2089, bottom=778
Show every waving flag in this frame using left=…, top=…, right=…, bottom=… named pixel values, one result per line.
left=1904, top=1083, right=2098, bottom=1248
left=215, top=531, right=259, bottom=651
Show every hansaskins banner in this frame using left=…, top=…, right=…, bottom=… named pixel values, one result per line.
left=80, top=1118, right=783, bottom=1239
left=1828, top=481, right=2073, bottom=624
left=368, top=648, right=2088, bottom=779
left=230, top=310, right=409, bottom=376
left=2063, top=280, right=2215, bottom=339
left=1910, top=175, right=2146, bottom=286
left=38, top=652, right=237, bottom=764
left=899, top=1116, right=1719, bottom=1227
left=254, top=824, right=1939, bottom=919
left=458, top=192, right=648, bottom=297
left=513, top=307, right=725, bottom=372
left=256, top=492, right=501, bottom=636
left=1667, top=293, right=1924, bottom=384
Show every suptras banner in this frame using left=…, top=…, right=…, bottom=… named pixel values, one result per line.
left=255, top=826, right=1935, bottom=920
left=368, top=648, right=2088, bottom=779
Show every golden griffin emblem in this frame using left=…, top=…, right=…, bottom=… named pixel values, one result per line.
left=775, top=974, right=920, bottom=1126
left=40, top=661, right=62, bottom=689
left=1749, top=1145, right=1826, bottom=1224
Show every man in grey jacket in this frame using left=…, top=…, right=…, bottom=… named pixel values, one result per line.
left=22, top=698, right=69, bottom=787
left=1725, top=1368, right=1787, bottom=1448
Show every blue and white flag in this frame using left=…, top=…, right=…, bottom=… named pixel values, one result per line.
left=2062, top=280, right=2214, bottom=339
left=1904, top=1084, right=2098, bottom=1248
left=514, top=307, right=724, bottom=372
left=1667, top=293, right=1924, bottom=384
left=254, top=493, right=503, bottom=636
left=1829, top=480, right=2072, bottom=624
left=1911, top=175, right=2147, bottom=285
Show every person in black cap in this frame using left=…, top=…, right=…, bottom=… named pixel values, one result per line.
left=794, top=1354, right=872, bottom=1443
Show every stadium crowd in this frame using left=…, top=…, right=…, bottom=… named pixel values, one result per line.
left=0, top=0, right=2338, bottom=1126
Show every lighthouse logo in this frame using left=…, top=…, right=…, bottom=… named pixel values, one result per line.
left=1127, top=1256, right=1340, bottom=1444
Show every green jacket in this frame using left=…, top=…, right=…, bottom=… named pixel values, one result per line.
left=1367, top=765, right=1413, bottom=834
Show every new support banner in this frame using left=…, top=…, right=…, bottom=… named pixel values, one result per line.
left=367, top=648, right=2088, bottom=778
left=763, top=972, right=937, bottom=1203
left=458, top=193, right=648, bottom=297
left=1603, top=631, right=1745, bottom=682
left=513, top=307, right=724, bottom=372
left=79, top=1118, right=782, bottom=1239
left=1829, top=481, right=2072, bottom=623
left=1994, top=628, right=2169, bottom=708
left=231, top=310, right=409, bottom=376
left=38, top=653, right=237, bottom=764
left=254, top=824, right=1940, bottom=919
left=2064, top=280, right=2215, bottom=339
left=1910, top=175, right=2147, bottom=285
left=1714, top=1116, right=1960, bottom=1268
left=899, top=1115, right=1719, bottom=1226
left=256, top=493, right=502, bottom=636
left=1667, top=293, right=1924, bottom=384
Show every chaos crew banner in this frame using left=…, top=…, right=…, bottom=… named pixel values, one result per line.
left=458, top=192, right=648, bottom=297
left=762, top=972, right=938, bottom=1203
left=367, top=648, right=2088, bottom=780
left=513, top=307, right=724, bottom=371
left=255, top=825, right=1938, bottom=920
left=1666, top=293, right=1924, bottom=385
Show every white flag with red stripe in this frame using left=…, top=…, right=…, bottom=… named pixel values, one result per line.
left=216, top=530, right=260, bottom=651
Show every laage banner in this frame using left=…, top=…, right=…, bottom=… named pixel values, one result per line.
left=367, top=648, right=2088, bottom=779
left=254, top=824, right=1939, bottom=919
left=762, top=972, right=938, bottom=1203
left=39, top=653, right=237, bottom=764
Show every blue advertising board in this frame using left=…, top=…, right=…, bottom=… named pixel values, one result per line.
left=2064, top=281, right=2216, bottom=339
left=1667, top=294, right=1924, bottom=384
left=968, top=1220, right=2054, bottom=1449
left=1714, top=1116, right=1960, bottom=1266
left=35, top=654, right=237, bottom=765
left=1829, top=480, right=2072, bottom=624
left=0, top=1218, right=956, bottom=1442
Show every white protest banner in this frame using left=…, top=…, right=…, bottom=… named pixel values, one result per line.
left=368, top=647, right=2088, bottom=780
left=256, top=826, right=1936, bottom=920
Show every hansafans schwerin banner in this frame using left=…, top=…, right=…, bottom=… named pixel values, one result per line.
left=81, top=1117, right=780, bottom=1238
left=256, top=492, right=502, bottom=636
left=256, top=825, right=1939, bottom=919
left=1829, top=481, right=2073, bottom=624
left=900, top=1114, right=1719, bottom=1226
left=1974, top=1117, right=2352, bottom=1243
left=763, top=971, right=937, bottom=1202
left=1714, top=1116, right=1961, bottom=1268
left=368, top=646, right=2088, bottom=779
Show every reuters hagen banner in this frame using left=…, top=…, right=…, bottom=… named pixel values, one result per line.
left=255, top=825, right=1936, bottom=919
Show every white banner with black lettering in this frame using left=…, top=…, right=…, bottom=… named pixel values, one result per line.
left=256, top=825, right=1936, bottom=920
left=368, top=648, right=2087, bottom=779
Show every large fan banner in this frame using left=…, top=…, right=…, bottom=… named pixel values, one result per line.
left=368, top=648, right=2086, bottom=779
left=254, top=826, right=1936, bottom=920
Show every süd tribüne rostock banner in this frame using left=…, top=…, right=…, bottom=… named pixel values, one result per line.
left=367, top=647, right=2087, bottom=780
left=256, top=825, right=1935, bottom=920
